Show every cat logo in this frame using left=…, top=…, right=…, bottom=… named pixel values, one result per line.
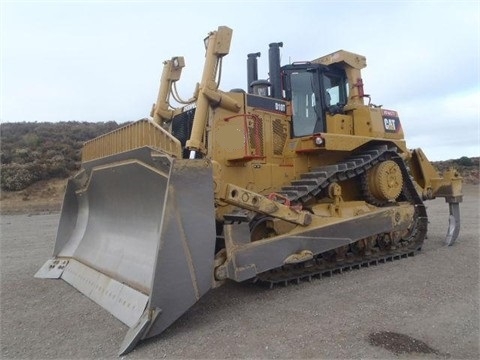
left=382, top=109, right=400, bottom=133
left=384, top=118, right=396, bottom=131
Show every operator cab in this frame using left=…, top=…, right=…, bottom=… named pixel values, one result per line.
left=282, top=63, right=348, bottom=137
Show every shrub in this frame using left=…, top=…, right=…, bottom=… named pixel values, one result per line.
left=1, top=163, right=39, bottom=191
left=456, top=156, right=474, bottom=167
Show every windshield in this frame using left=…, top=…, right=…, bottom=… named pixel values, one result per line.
left=290, top=71, right=319, bottom=137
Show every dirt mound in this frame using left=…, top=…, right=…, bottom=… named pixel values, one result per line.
left=0, top=178, right=66, bottom=215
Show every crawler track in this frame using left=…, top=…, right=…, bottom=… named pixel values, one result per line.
left=255, top=247, right=419, bottom=288
left=278, top=144, right=396, bottom=203
left=254, top=144, right=428, bottom=287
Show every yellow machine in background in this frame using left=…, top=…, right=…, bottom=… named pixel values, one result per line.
left=36, top=26, right=462, bottom=355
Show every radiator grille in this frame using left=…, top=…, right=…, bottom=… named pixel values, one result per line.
left=171, top=108, right=196, bottom=147
left=272, top=119, right=287, bottom=155
left=171, top=108, right=196, bottom=158
left=247, top=117, right=264, bottom=157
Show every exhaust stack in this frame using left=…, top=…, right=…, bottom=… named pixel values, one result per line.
left=247, top=52, right=261, bottom=94
left=268, top=42, right=283, bottom=99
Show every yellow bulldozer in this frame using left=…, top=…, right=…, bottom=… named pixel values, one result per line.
left=36, top=26, right=462, bottom=355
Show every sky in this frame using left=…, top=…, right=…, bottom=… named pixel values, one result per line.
left=1, top=0, right=479, bottom=161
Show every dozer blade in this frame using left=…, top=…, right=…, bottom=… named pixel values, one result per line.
left=445, top=201, right=461, bottom=246
left=35, top=148, right=216, bottom=355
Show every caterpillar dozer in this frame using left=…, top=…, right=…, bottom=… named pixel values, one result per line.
left=36, top=26, right=462, bottom=355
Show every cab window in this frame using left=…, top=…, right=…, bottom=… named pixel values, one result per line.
left=323, top=73, right=347, bottom=107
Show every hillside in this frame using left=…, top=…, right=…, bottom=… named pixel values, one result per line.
left=1, top=121, right=122, bottom=191
left=0, top=121, right=478, bottom=214
left=434, top=157, right=479, bottom=185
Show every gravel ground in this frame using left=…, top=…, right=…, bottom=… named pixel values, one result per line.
left=1, top=185, right=478, bottom=359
